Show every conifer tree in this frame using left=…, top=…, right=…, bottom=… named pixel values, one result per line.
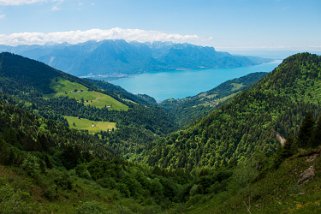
left=298, top=113, right=315, bottom=147
left=310, top=115, right=321, bottom=147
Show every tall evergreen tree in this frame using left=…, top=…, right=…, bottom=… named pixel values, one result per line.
left=310, top=115, right=321, bottom=147
left=298, top=113, right=315, bottom=147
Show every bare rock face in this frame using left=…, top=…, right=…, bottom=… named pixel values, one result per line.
left=275, top=132, right=287, bottom=147
left=298, top=166, right=315, bottom=184
left=306, top=154, right=319, bottom=162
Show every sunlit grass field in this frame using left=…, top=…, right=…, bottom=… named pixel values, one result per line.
left=64, top=116, right=116, bottom=134
left=51, top=78, right=128, bottom=111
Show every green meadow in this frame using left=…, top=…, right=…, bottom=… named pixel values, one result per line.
left=64, top=116, right=116, bottom=134
left=51, top=78, right=128, bottom=111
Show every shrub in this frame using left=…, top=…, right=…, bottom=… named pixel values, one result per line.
left=75, top=164, right=91, bottom=179
left=97, top=177, right=116, bottom=189
left=0, top=183, right=34, bottom=214
left=21, top=154, right=41, bottom=177
left=76, top=201, right=107, bottom=214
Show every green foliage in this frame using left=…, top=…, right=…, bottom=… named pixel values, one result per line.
left=76, top=201, right=107, bottom=214
left=0, top=179, right=36, bottom=214
left=0, top=52, right=178, bottom=160
left=298, top=112, right=315, bottom=147
left=21, top=154, right=41, bottom=177
left=146, top=53, right=321, bottom=170
left=64, top=116, right=116, bottom=134
left=2, top=52, right=321, bottom=213
left=52, top=78, right=129, bottom=111
left=310, top=115, right=321, bottom=147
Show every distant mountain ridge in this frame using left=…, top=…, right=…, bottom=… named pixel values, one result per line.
left=0, top=40, right=269, bottom=77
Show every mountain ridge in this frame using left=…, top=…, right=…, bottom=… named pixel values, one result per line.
left=145, top=53, right=321, bottom=170
left=0, top=40, right=270, bottom=77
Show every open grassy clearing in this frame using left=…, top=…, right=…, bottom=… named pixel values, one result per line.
left=51, top=78, right=128, bottom=111
left=64, top=116, right=116, bottom=134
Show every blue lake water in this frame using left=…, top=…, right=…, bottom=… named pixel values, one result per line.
left=108, top=60, right=281, bottom=102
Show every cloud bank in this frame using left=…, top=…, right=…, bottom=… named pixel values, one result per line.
left=0, top=28, right=207, bottom=46
left=0, top=0, right=45, bottom=5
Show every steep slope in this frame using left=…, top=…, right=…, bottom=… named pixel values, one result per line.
left=0, top=40, right=269, bottom=76
left=0, top=92, right=187, bottom=213
left=184, top=146, right=321, bottom=213
left=1, top=52, right=321, bottom=213
left=161, top=72, right=267, bottom=127
left=0, top=52, right=127, bottom=110
left=146, top=53, right=321, bottom=170
left=0, top=53, right=177, bottom=157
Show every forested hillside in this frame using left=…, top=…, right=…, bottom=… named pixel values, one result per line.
left=146, top=53, right=321, bottom=170
left=1, top=52, right=321, bottom=213
left=161, top=72, right=267, bottom=127
left=0, top=52, right=177, bottom=157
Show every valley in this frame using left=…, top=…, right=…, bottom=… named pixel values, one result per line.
left=0, top=1, right=320, bottom=213
left=1, top=52, right=321, bottom=213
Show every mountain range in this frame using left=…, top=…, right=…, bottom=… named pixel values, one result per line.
left=0, top=40, right=269, bottom=77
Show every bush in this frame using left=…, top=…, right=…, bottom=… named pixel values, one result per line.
left=76, top=201, right=107, bottom=214
left=54, top=172, right=73, bottom=190
left=21, top=154, right=41, bottom=177
left=43, top=185, right=58, bottom=201
left=75, top=164, right=91, bottom=179
left=97, top=177, right=116, bottom=189
left=116, top=183, right=130, bottom=197
left=0, top=183, right=34, bottom=214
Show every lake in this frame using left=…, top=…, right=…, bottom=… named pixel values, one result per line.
left=108, top=60, right=281, bottom=102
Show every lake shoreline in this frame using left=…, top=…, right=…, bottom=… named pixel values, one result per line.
left=94, top=60, right=282, bottom=102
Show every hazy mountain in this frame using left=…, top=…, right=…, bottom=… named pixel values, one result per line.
left=0, top=40, right=269, bottom=77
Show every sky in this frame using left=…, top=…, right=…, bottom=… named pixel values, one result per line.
left=0, top=0, right=320, bottom=53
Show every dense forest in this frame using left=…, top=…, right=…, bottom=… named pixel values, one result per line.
left=1, top=52, right=321, bottom=213
left=143, top=53, right=321, bottom=170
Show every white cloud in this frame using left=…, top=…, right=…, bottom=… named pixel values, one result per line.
left=0, top=13, right=5, bottom=20
left=51, top=5, right=59, bottom=11
left=0, top=0, right=45, bottom=5
left=51, top=0, right=63, bottom=11
left=0, top=28, right=209, bottom=46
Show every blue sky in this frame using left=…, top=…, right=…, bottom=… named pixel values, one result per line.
left=0, top=0, right=320, bottom=52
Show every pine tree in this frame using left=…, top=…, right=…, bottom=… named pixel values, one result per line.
left=310, top=115, right=321, bottom=147
left=298, top=113, right=315, bottom=147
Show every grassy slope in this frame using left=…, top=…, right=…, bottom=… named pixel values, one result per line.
left=186, top=149, right=321, bottom=214
left=64, top=116, right=116, bottom=134
left=51, top=78, right=128, bottom=111
left=0, top=165, right=160, bottom=214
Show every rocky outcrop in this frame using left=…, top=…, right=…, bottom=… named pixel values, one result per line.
left=298, top=166, right=315, bottom=184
